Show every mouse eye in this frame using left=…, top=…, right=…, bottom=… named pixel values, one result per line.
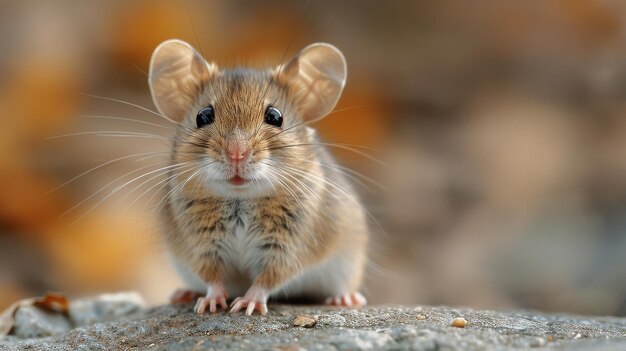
left=264, top=106, right=283, bottom=128
left=196, top=105, right=215, bottom=128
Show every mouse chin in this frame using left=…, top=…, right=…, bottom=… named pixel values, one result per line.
left=198, top=162, right=275, bottom=198
left=202, top=176, right=275, bottom=199
left=228, top=175, right=247, bottom=186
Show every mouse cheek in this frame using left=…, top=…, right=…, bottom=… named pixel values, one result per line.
left=248, top=140, right=267, bottom=160
left=202, top=140, right=221, bottom=160
left=252, top=148, right=267, bottom=163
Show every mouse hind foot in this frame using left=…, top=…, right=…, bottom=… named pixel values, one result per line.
left=325, top=292, right=367, bottom=307
left=169, top=289, right=204, bottom=304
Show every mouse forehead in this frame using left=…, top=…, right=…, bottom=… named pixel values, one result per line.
left=207, top=68, right=273, bottom=130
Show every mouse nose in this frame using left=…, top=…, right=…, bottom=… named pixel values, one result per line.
left=227, top=142, right=248, bottom=162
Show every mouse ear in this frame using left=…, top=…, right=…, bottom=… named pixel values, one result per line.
left=149, top=39, right=216, bottom=122
left=277, top=43, right=347, bottom=121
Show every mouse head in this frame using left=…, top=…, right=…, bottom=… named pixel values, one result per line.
left=148, top=39, right=347, bottom=198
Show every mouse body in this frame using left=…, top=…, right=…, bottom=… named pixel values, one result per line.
left=149, top=39, right=368, bottom=315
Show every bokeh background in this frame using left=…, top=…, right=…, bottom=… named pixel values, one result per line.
left=1, top=0, right=626, bottom=316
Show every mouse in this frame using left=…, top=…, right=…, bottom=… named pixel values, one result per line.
left=148, top=39, right=369, bottom=315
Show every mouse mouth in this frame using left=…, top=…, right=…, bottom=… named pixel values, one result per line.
left=228, top=175, right=247, bottom=186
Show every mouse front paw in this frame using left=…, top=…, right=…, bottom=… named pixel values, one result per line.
left=194, top=282, right=229, bottom=314
left=229, top=285, right=269, bottom=315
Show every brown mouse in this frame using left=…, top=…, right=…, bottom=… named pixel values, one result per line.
left=149, top=39, right=368, bottom=315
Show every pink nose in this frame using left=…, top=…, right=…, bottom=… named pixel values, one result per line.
left=227, top=143, right=248, bottom=162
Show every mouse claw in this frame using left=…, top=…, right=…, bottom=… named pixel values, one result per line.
left=194, top=297, right=209, bottom=314
left=194, top=282, right=229, bottom=314
left=230, top=297, right=242, bottom=307
left=246, top=302, right=256, bottom=315
left=229, top=299, right=268, bottom=315
left=229, top=285, right=269, bottom=315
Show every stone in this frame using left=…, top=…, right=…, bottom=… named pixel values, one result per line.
left=292, top=315, right=317, bottom=328
left=68, top=291, right=145, bottom=326
left=11, top=306, right=71, bottom=339
left=1, top=300, right=626, bottom=350
left=317, top=313, right=346, bottom=327
left=452, top=317, right=467, bottom=328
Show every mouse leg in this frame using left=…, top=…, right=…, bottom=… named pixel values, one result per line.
left=325, top=292, right=367, bottom=307
left=230, top=241, right=302, bottom=315
left=169, top=289, right=204, bottom=304
left=194, top=282, right=229, bottom=314
left=191, top=226, right=230, bottom=314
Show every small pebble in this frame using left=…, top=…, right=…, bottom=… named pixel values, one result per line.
left=292, top=315, right=317, bottom=328
left=416, top=314, right=428, bottom=320
left=452, top=317, right=467, bottom=328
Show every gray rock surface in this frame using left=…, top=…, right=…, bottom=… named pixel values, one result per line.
left=1, top=303, right=626, bottom=350
left=68, top=292, right=145, bottom=327
left=0, top=292, right=144, bottom=342
left=11, top=306, right=71, bottom=339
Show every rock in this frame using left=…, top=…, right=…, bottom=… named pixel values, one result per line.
left=317, top=313, right=346, bottom=327
left=1, top=292, right=144, bottom=341
left=11, top=306, right=71, bottom=338
left=1, top=302, right=626, bottom=350
left=68, top=292, right=145, bottom=326
left=452, top=317, right=467, bottom=328
left=292, top=315, right=317, bottom=328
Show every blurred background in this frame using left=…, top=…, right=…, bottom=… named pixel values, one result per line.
left=1, top=0, right=626, bottom=316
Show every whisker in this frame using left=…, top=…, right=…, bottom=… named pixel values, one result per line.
left=152, top=159, right=219, bottom=214
left=258, top=0, right=318, bottom=104
left=259, top=104, right=377, bottom=144
left=155, top=166, right=206, bottom=212
left=81, top=115, right=171, bottom=130
left=267, top=2, right=337, bottom=108
left=264, top=165, right=335, bottom=214
left=80, top=93, right=198, bottom=135
left=145, top=166, right=199, bottom=210
left=61, top=162, right=164, bottom=217
left=47, top=129, right=209, bottom=151
left=48, top=151, right=174, bottom=193
left=265, top=166, right=307, bottom=199
left=125, top=163, right=196, bottom=209
left=277, top=162, right=354, bottom=199
left=261, top=142, right=387, bottom=167
left=63, top=162, right=189, bottom=219
left=122, top=162, right=192, bottom=205
left=265, top=164, right=320, bottom=204
left=81, top=93, right=175, bottom=123
left=45, top=130, right=173, bottom=142
left=263, top=167, right=304, bottom=209
left=272, top=159, right=386, bottom=239
left=271, top=156, right=386, bottom=192
left=308, top=142, right=380, bottom=152
left=132, top=63, right=150, bottom=77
